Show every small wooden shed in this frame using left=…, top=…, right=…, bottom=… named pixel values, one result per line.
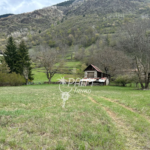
left=84, top=64, right=110, bottom=79
left=81, top=64, right=110, bottom=86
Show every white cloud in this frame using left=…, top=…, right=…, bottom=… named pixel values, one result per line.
left=0, top=0, right=64, bottom=15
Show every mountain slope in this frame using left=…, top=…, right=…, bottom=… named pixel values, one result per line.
left=57, top=0, right=146, bottom=16
left=0, top=6, right=63, bottom=38
left=0, top=0, right=150, bottom=51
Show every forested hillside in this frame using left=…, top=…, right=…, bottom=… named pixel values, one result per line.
left=0, top=0, right=150, bottom=52
left=28, top=0, right=150, bottom=50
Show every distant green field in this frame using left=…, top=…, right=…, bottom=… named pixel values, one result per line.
left=32, top=70, right=75, bottom=83
left=32, top=60, right=82, bottom=83
left=32, top=70, right=67, bottom=83
left=64, top=61, right=81, bottom=68
left=0, top=85, right=150, bottom=149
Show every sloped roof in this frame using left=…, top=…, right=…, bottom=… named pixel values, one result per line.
left=91, top=64, right=103, bottom=73
left=84, top=64, right=103, bottom=73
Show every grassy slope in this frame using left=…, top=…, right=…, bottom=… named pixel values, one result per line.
left=0, top=85, right=150, bottom=149
left=32, top=61, right=82, bottom=83
left=32, top=70, right=67, bottom=83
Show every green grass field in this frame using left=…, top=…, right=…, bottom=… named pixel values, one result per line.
left=0, top=85, right=150, bottom=149
left=32, top=70, right=68, bottom=83
left=32, top=61, right=81, bottom=83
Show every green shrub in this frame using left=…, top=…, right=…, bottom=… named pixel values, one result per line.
left=114, top=75, right=132, bottom=87
left=0, top=72, right=25, bottom=86
left=0, top=72, right=8, bottom=84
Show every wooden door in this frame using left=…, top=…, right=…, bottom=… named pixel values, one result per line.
left=87, top=72, right=94, bottom=78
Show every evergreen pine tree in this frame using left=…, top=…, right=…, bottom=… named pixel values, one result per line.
left=4, top=36, right=18, bottom=73
left=17, top=40, right=34, bottom=82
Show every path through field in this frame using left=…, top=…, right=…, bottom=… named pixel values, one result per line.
left=82, top=94, right=150, bottom=150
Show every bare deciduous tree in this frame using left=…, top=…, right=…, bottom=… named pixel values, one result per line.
left=118, top=19, right=150, bottom=89
left=95, top=47, right=131, bottom=76
left=40, top=44, right=64, bottom=84
left=88, top=46, right=132, bottom=77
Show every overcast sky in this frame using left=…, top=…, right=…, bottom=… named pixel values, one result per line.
left=0, top=0, right=65, bottom=15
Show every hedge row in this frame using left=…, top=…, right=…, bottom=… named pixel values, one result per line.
left=0, top=72, right=25, bottom=86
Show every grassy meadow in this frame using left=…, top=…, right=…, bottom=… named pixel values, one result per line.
left=0, top=85, right=150, bottom=149
left=32, top=61, right=82, bottom=83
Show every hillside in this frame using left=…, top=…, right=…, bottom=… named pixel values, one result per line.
left=0, top=6, right=63, bottom=51
left=0, top=0, right=150, bottom=52
left=60, top=0, right=143, bottom=16
left=29, top=0, right=149, bottom=49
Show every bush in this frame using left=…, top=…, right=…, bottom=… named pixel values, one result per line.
left=0, top=72, right=25, bottom=86
left=114, top=75, right=132, bottom=87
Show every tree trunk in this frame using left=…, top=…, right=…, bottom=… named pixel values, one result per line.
left=140, top=83, right=144, bottom=90
left=145, top=79, right=149, bottom=89
left=137, top=74, right=144, bottom=89
left=135, top=57, right=144, bottom=89
left=48, top=78, right=51, bottom=84
left=144, top=72, right=150, bottom=89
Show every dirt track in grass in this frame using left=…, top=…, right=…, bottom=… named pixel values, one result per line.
left=100, top=96, right=150, bottom=123
left=82, top=94, right=148, bottom=150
